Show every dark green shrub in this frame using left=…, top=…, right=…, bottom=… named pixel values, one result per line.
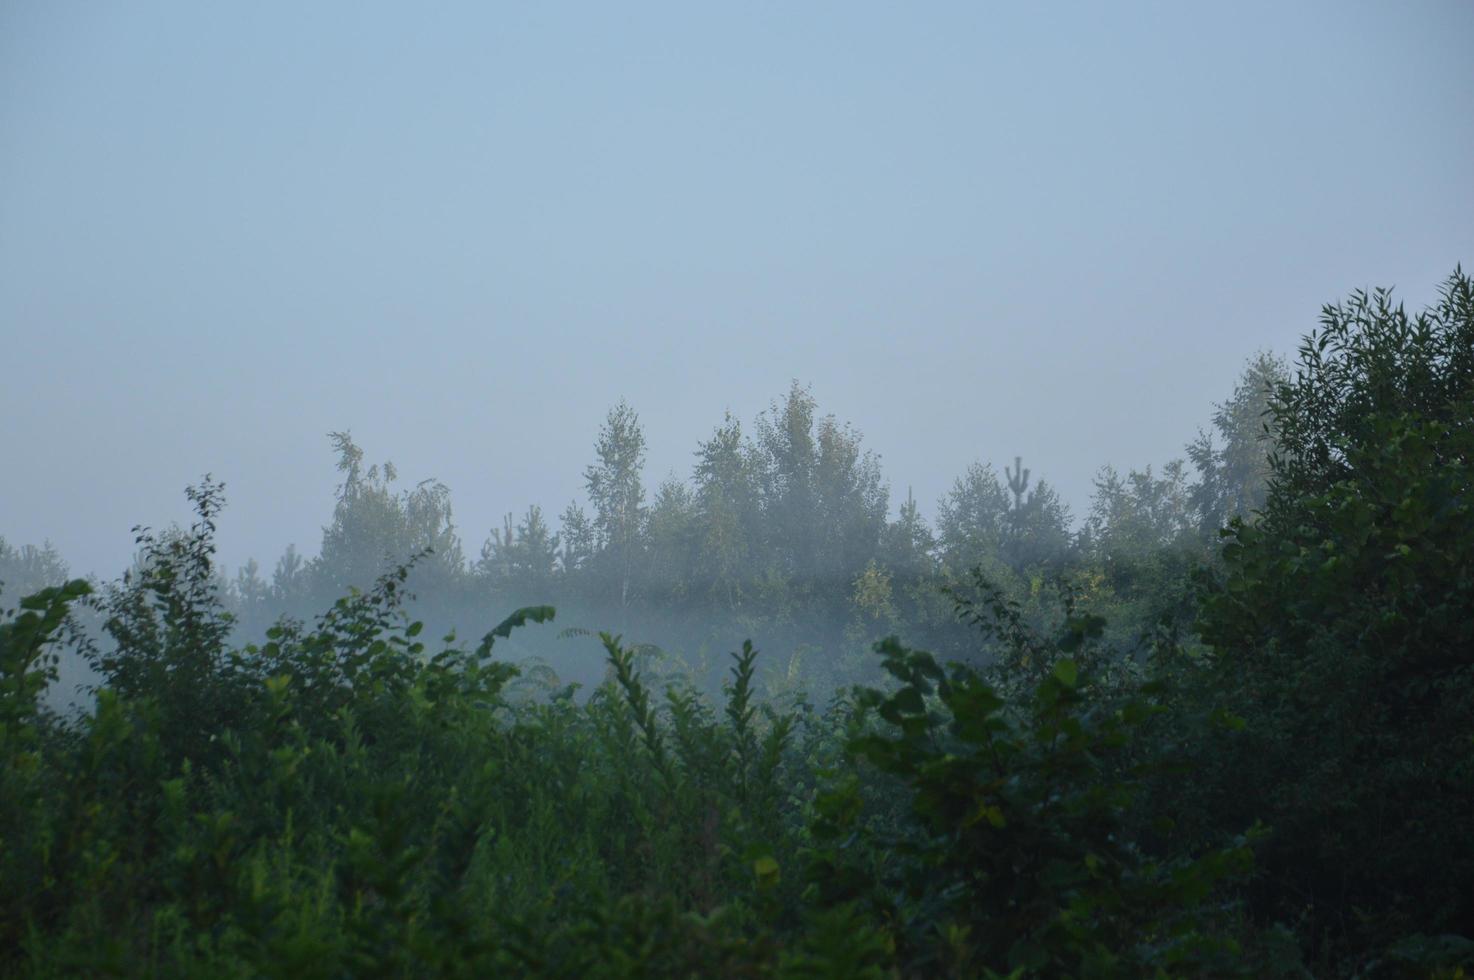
left=806, top=615, right=1261, bottom=978
left=1192, top=270, right=1474, bottom=965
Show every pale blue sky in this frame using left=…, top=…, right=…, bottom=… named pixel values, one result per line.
left=2, top=1, right=1471, bottom=577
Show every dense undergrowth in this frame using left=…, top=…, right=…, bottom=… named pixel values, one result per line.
left=0, top=553, right=1270, bottom=978
left=3, top=270, right=1472, bottom=976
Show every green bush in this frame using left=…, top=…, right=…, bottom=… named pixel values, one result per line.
left=1189, top=271, right=1474, bottom=965
left=2, top=491, right=1260, bottom=976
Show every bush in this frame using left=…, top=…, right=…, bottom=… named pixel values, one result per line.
left=1191, top=269, right=1474, bottom=966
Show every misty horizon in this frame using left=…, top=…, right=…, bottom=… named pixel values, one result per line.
left=0, top=351, right=1317, bottom=582
left=4, top=2, right=1471, bottom=580
left=1, top=357, right=1303, bottom=580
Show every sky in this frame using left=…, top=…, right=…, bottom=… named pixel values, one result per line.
left=2, top=0, right=1471, bottom=579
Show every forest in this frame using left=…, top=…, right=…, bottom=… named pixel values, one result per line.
left=2, top=270, right=1472, bottom=976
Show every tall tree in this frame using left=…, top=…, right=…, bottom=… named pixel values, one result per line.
left=1186, top=352, right=1287, bottom=535
left=813, top=413, right=888, bottom=584
left=316, top=432, right=407, bottom=596
left=692, top=413, right=760, bottom=608
left=754, top=383, right=820, bottom=581
left=879, top=489, right=937, bottom=582
left=270, top=545, right=309, bottom=607
left=754, top=383, right=887, bottom=590
left=478, top=505, right=559, bottom=599
left=315, top=432, right=463, bottom=601
left=938, top=458, right=1071, bottom=577
left=558, top=502, right=596, bottom=579
left=936, top=462, right=1010, bottom=572
left=1085, top=462, right=1195, bottom=562
left=1082, top=461, right=1197, bottom=609
left=644, top=477, right=698, bottom=602
left=999, top=458, right=1073, bottom=572
left=584, top=401, right=648, bottom=609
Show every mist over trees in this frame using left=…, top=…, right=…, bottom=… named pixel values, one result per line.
left=5, top=271, right=1471, bottom=975
left=137, top=362, right=1281, bottom=695
left=5, top=356, right=1290, bottom=700
left=0, top=539, right=69, bottom=602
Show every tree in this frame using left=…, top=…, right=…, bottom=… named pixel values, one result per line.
left=644, top=477, right=698, bottom=602
left=315, top=432, right=464, bottom=606
left=1187, top=352, right=1287, bottom=536
left=692, top=413, right=760, bottom=608
left=753, top=383, right=887, bottom=591
left=558, top=502, right=595, bottom=579
left=813, top=413, right=888, bottom=584
left=227, top=557, right=272, bottom=638
left=879, top=489, right=936, bottom=582
left=936, top=462, right=1011, bottom=572
left=754, top=383, right=821, bottom=581
left=1190, top=269, right=1474, bottom=959
left=316, top=432, right=407, bottom=596
left=999, top=459, right=1073, bottom=573
left=0, top=538, right=69, bottom=601
left=584, top=401, right=648, bottom=610
left=1077, top=461, right=1200, bottom=641
left=269, top=545, right=310, bottom=609
left=1085, top=462, right=1196, bottom=565
left=401, top=478, right=465, bottom=594
left=477, top=506, right=559, bottom=600
left=938, top=458, right=1071, bottom=576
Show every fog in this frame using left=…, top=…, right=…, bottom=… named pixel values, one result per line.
left=2, top=1, right=1471, bottom=583
left=7, top=7, right=1474, bottom=972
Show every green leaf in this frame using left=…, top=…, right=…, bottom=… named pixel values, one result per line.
left=475, top=605, right=557, bottom=658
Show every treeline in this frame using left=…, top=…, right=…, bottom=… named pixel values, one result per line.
left=3, top=356, right=1284, bottom=694
left=193, top=356, right=1284, bottom=691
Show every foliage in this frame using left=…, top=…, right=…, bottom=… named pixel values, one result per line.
left=1, top=485, right=1258, bottom=977
left=1189, top=269, right=1474, bottom=965
left=809, top=631, right=1260, bottom=977
left=5, top=268, right=1471, bottom=975
left=1187, top=351, right=1288, bottom=536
